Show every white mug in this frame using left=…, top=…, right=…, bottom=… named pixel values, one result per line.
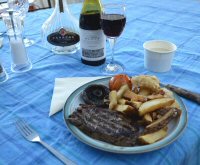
left=143, top=40, right=177, bottom=72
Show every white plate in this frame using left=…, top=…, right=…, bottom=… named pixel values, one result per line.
left=63, top=77, right=188, bottom=154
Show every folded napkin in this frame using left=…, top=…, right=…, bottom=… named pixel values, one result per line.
left=49, top=77, right=105, bottom=116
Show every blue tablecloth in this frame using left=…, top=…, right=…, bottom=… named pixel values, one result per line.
left=0, top=0, right=200, bottom=164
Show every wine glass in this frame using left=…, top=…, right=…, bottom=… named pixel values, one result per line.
left=7, top=0, right=35, bottom=47
left=101, top=3, right=126, bottom=74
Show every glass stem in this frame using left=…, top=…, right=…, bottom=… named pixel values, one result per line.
left=108, top=38, right=117, bottom=64
left=21, top=18, right=25, bottom=39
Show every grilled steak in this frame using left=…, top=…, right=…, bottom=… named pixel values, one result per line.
left=67, top=105, right=139, bottom=146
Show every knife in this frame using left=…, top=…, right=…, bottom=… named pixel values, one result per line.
left=161, top=83, right=200, bottom=104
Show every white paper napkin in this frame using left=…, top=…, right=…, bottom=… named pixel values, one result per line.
left=49, top=77, right=105, bottom=116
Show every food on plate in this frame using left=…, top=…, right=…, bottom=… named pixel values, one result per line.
left=162, top=87, right=174, bottom=98
left=150, top=108, right=170, bottom=121
left=118, top=98, right=126, bottom=105
left=138, top=87, right=151, bottom=96
left=143, top=113, right=153, bottom=124
left=117, top=84, right=129, bottom=99
left=109, top=90, right=117, bottom=110
left=123, top=90, right=147, bottom=102
left=109, top=74, right=132, bottom=91
left=118, top=99, right=142, bottom=109
left=114, top=104, right=138, bottom=115
left=145, top=107, right=181, bottom=133
left=69, top=74, right=182, bottom=147
left=107, top=75, right=181, bottom=145
left=82, top=84, right=109, bottom=107
left=67, top=104, right=139, bottom=146
left=147, top=94, right=165, bottom=100
left=161, top=88, right=180, bottom=109
left=138, top=98, right=175, bottom=116
left=168, top=100, right=180, bottom=109
left=131, top=75, right=160, bottom=93
left=139, top=127, right=168, bottom=144
left=130, top=100, right=143, bottom=109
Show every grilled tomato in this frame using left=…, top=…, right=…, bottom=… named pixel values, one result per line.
left=109, top=74, right=132, bottom=91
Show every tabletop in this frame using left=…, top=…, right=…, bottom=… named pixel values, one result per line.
left=0, top=0, right=200, bottom=165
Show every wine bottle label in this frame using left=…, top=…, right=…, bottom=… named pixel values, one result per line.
left=47, top=28, right=80, bottom=47
left=80, top=29, right=105, bottom=61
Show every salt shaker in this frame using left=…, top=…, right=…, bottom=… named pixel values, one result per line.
left=2, top=10, right=32, bottom=73
left=8, top=30, right=32, bottom=72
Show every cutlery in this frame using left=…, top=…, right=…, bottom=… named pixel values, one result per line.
left=15, top=118, right=77, bottom=165
left=161, top=83, right=200, bottom=104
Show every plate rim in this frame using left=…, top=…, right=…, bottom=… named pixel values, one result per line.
left=63, top=77, right=188, bottom=154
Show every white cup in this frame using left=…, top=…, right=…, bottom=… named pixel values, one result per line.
left=143, top=40, right=177, bottom=72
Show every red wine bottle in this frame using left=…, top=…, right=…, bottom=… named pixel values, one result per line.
left=80, top=0, right=106, bottom=66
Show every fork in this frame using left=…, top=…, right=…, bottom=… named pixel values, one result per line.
left=15, top=118, right=77, bottom=165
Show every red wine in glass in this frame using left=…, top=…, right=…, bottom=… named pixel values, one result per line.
left=101, top=14, right=126, bottom=37
left=100, top=4, right=126, bottom=75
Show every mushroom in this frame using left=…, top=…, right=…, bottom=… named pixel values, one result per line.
left=82, top=84, right=109, bottom=107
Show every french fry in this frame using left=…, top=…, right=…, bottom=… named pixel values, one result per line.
left=117, top=99, right=141, bottom=113
left=114, top=104, right=137, bottom=115
left=118, top=98, right=141, bottom=110
left=109, top=91, right=118, bottom=110
left=117, top=84, right=130, bottom=100
left=143, top=113, right=153, bottom=124
left=147, top=94, right=164, bottom=100
left=130, top=100, right=142, bottom=109
left=123, top=90, right=147, bottom=102
left=139, top=127, right=168, bottom=144
left=146, top=108, right=181, bottom=132
left=138, top=98, right=175, bottom=116
left=118, top=98, right=126, bottom=105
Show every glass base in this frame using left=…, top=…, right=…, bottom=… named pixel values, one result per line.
left=102, top=61, right=124, bottom=75
left=0, top=72, right=8, bottom=84
left=52, top=43, right=80, bottom=55
left=11, top=62, right=32, bottom=73
left=23, top=38, right=35, bottom=47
